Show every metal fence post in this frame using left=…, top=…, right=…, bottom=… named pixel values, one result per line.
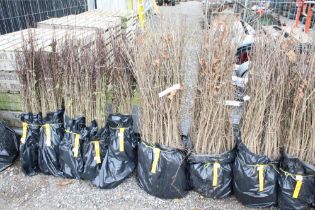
left=138, top=0, right=145, bottom=29
left=243, top=0, right=248, bottom=20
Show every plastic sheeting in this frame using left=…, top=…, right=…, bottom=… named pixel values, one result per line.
left=188, top=150, right=236, bottom=199
left=92, top=114, right=137, bottom=188
left=20, top=113, right=43, bottom=176
left=137, top=141, right=189, bottom=199
left=0, top=122, right=19, bottom=172
left=38, top=110, right=64, bottom=176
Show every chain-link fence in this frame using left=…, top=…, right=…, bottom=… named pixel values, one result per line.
left=0, top=0, right=88, bottom=35
left=236, top=0, right=314, bottom=28
left=203, top=1, right=315, bottom=30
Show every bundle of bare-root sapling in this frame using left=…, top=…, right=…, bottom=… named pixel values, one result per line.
left=58, top=33, right=111, bottom=179
left=129, top=17, right=189, bottom=199
left=36, top=39, right=65, bottom=177
left=16, top=31, right=42, bottom=114
left=188, top=20, right=237, bottom=199
left=111, top=35, right=135, bottom=115
left=278, top=46, right=315, bottom=210
left=15, top=30, right=43, bottom=176
left=233, top=36, right=292, bottom=208
left=61, top=33, right=110, bottom=126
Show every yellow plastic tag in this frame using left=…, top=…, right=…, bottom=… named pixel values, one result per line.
left=151, top=148, right=161, bottom=174
left=44, top=124, right=51, bottom=146
left=257, top=165, right=265, bottom=192
left=92, top=141, right=101, bottom=164
left=21, top=122, right=28, bottom=144
left=213, top=162, right=220, bottom=187
left=293, top=175, right=303, bottom=199
left=119, top=128, right=125, bottom=152
left=73, top=133, right=80, bottom=158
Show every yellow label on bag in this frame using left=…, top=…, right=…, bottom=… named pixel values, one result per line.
left=44, top=124, right=51, bottom=146
left=257, top=165, right=265, bottom=192
left=151, top=148, right=161, bottom=174
left=21, top=122, right=28, bottom=144
left=213, top=162, right=220, bottom=187
left=73, top=133, right=80, bottom=158
left=293, top=175, right=303, bottom=199
left=119, top=128, right=125, bottom=152
left=92, top=141, right=101, bottom=164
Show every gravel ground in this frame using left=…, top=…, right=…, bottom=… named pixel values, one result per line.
left=0, top=162, right=259, bottom=210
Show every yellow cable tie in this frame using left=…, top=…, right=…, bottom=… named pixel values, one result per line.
left=21, top=122, right=28, bottom=144
left=92, top=141, right=101, bottom=164
left=151, top=148, right=161, bottom=174
left=119, top=128, right=125, bottom=152
left=293, top=175, right=303, bottom=199
left=212, top=162, right=220, bottom=187
left=257, top=165, right=265, bottom=192
left=73, top=133, right=80, bottom=158
left=44, top=124, right=51, bottom=147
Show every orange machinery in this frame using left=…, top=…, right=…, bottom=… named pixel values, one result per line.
left=296, top=0, right=315, bottom=33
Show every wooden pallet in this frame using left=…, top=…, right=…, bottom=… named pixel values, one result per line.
left=79, top=10, right=139, bottom=41
left=0, top=93, right=22, bottom=111
left=0, top=110, right=22, bottom=128
left=37, top=14, right=122, bottom=34
left=0, top=71, right=20, bottom=93
left=0, top=28, right=96, bottom=72
left=0, top=28, right=97, bottom=128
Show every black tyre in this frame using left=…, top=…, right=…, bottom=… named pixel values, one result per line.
left=172, top=0, right=175, bottom=6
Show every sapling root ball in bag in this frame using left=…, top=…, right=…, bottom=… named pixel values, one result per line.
left=233, top=38, right=292, bottom=208
left=20, top=113, right=43, bottom=176
left=38, top=109, right=64, bottom=176
left=278, top=153, right=315, bottom=210
left=92, top=114, right=137, bottom=188
left=188, top=150, right=236, bottom=199
left=137, top=141, right=189, bottom=199
left=187, top=18, right=239, bottom=200
left=81, top=120, right=104, bottom=181
left=0, top=123, right=19, bottom=172
left=59, top=116, right=85, bottom=179
left=233, top=142, right=278, bottom=208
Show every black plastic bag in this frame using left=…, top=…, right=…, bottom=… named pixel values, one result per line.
left=38, top=109, right=64, bottom=176
left=137, top=141, right=189, bottom=199
left=59, top=116, right=85, bottom=179
left=188, top=149, right=236, bottom=199
left=233, top=142, right=278, bottom=208
left=92, top=114, right=137, bottom=188
left=278, top=153, right=315, bottom=210
left=182, top=135, right=193, bottom=151
left=20, top=113, right=43, bottom=176
left=0, top=123, right=19, bottom=172
left=81, top=120, right=104, bottom=180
